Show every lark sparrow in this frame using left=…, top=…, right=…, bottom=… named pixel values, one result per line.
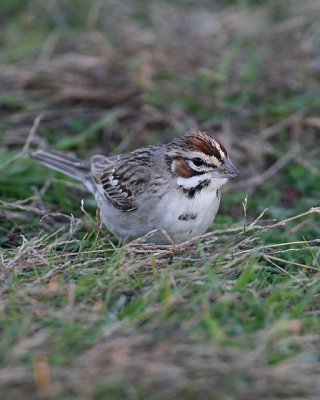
left=31, top=132, right=239, bottom=244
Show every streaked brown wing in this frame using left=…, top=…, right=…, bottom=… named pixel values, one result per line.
left=90, top=151, right=152, bottom=211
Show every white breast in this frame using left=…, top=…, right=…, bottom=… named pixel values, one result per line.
left=155, top=178, right=227, bottom=243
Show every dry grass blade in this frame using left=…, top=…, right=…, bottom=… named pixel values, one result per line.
left=260, top=110, right=305, bottom=139
left=0, top=114, right=43, bottom=172
left=265, top=255, right=319, bottom=271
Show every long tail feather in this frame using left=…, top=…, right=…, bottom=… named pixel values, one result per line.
left=30, top=150, right=91, bottom=183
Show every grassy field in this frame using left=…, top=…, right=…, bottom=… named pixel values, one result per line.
left=0, top=0, right=320, bottom=398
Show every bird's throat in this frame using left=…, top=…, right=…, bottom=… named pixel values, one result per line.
left=176, top=174, right=228, bottom=198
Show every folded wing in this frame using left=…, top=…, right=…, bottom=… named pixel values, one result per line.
left=91, top=150, right=152, bottom=212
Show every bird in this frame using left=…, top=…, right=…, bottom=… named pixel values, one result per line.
left=30, top=132, right=240, bottom=245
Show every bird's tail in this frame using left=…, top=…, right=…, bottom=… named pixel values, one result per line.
left=30, top=150, right=91, bottom=184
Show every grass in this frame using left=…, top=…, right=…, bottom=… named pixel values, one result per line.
left=0, top=0, right=320, bottom=398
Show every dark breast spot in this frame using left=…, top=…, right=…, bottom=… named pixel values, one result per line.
left=183, top=179, right=210, bottom=199
left=178, top=213, right=197, bottom=221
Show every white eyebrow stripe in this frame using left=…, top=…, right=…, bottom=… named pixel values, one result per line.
left=206, top=155, right=220, bottom=165
left=213, top=140, right=226, bottom=159
left=213, top=140, right=222, bottom=154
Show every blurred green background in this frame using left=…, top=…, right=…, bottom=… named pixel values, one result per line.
left=0, top=1, right=320, bottom=399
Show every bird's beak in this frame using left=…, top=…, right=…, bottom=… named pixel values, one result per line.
left=212, top=158, right=240, bottom=178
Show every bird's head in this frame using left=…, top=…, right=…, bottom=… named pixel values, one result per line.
left=167, top=132, right=240, bottom=191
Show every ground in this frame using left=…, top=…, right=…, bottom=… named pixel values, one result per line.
left=0, top=0, right=320, bottom=399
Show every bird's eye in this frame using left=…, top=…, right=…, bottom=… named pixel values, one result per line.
left=191, top=157, right=204, bottom=167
